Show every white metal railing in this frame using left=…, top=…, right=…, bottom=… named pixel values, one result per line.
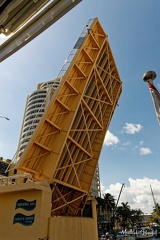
left=0, top=173, right=34, bottom=186
left=57, top=18, right=94, bottom=78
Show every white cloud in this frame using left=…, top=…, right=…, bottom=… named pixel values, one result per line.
left=101, top=178, right=160, bottom=214
left=140, top=147, right=152, bottom=155
left=123, top=141, right=131, bottom=146
left=123, top=123, right=143, bottom=134
left=103, top=130, right=119, bottom=146
left=132, top=145, right=139, bottom=151
left=132, top=142, right=152, bottom=155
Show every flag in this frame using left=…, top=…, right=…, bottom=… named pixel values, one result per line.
left=148, top=81, right=160, bottom=123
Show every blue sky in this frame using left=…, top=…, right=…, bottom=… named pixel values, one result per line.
left=0, top=0, right=160, bottom=214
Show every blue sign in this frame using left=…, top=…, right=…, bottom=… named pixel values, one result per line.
left=13, top=213, right=35, bottom=226
left=15, top=199, right=36, bottom=211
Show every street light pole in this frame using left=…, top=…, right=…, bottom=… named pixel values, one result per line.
left=0, top=116, right=9, bottom=120
left=142, top=70, right=160, bottom=124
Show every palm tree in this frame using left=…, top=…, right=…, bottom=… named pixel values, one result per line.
left=102, top=193, right=116, bottom=212
left=151, top=203, right=160, bottom=224
left=116, top=202, right=144, bottom=230
left=153, top=203, right=160, bottom=217
left=102, top=193, right=116, bottom=231
left=116, top=202, right=131, bottom=230
left=130, top=209, right=144, bottom=228
left=96, top=193, right=116, bottom=233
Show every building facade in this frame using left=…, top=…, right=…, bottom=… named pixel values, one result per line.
left=16, top=78, right=61, bottom=161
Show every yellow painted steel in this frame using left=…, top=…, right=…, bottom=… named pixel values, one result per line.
left=16, top=18, right=122, bottom=216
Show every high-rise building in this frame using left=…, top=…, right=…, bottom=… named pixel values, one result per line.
left=16, top=78, right=61, bottom=161
left=90, top=165, right=101, bottom=198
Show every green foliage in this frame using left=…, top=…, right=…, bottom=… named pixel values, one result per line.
left=151, top=203, right=160, bottom=224
left=96, top=194, right=144, bottom=232
left=103, top=193, right=116, bottom=212
left=5, top=159, right=11, bottom=163
left=116, top=202, right=144, bottom=229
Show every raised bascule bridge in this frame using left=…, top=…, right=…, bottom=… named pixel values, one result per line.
left=0, top=18, right=122, bottom=240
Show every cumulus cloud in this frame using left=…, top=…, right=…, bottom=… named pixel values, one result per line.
left=132, top=142, right=152, bottom=155
left=103, top=127, right=152, bottom=156
left=140, top=147, right=152, bottom=155
left=101, top=178, right=160, bottom=214
left=123, top=123, right=143, bottom=134
left=103, top=130, right=119, bottom=146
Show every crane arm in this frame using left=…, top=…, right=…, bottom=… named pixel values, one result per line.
left=150, top=185, right=157, bottom=207
left=116, top=183, right=125, bottom=208
left=150, top=185, right=159, bottom=215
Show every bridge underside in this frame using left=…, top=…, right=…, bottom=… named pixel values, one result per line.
left=16, top=18, right=122, bottom=216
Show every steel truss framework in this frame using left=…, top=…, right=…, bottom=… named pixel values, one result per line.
left=16, top=18, right=122, bottom=216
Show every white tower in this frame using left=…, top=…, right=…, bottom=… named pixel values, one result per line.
left=16, top=78, right=61, bottom=161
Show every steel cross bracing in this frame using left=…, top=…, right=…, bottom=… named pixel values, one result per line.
left=16, top=18, right=122, bottom=216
